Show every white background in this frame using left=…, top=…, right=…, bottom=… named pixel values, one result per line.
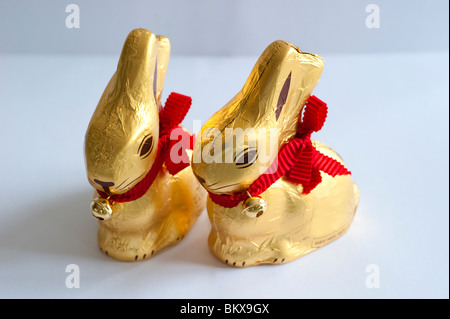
left=0, top=0, right=448, bottom=299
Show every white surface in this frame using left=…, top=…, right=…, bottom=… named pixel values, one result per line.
left=0, top=52, right=448, bottom=298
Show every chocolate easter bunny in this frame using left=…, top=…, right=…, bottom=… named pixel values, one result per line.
left=85, top=29, right=206, bottom=261
left=192, top=40, right=359, bottom=267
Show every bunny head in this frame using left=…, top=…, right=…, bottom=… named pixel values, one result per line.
left=85, top=29, right=170, bottom=195
left=192, top=40, right=324, bottom=195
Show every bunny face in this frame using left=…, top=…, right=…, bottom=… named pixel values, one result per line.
left=192, top=126, right=277, bottom=194
left=85, top=29, right=170, bottom=195
left=192, top=40, right=324, bottom=194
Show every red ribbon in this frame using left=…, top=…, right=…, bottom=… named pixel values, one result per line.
left=97, top=92, right=193, bottom=203
left=208, top=95, right=351, bottom=208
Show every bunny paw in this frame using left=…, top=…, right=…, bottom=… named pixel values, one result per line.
left=132, top=248, right=157, bottom=261
left=272, top=257, right=286, bottom=264
left=225, top=259, right=247, bottom=268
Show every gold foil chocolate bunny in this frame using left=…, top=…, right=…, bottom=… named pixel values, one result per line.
left=192, top=40, right=359, bottom=267
left=85, top=28, right=206, bottom=261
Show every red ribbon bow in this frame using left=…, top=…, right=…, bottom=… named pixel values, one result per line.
left=208, top=95, right=351, bottom=208
left=97, top=92, right=193, bottom=203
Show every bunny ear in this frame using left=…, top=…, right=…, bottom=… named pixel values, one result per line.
left=111, top=29, right=170, bottom=109
left=231, top=40, right=324, bottom=133
left=114, top=28, right=156, bottom=100
left=275, top=72, right=292, bottom=120
left=87, top=29, right=164, bottom=138
left=153, top=35, right=170, bottom=109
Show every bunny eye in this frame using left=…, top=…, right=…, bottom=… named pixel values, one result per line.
left=138, top=135, right=154, bottom=159
left=235, top=148, right=258, bottom=169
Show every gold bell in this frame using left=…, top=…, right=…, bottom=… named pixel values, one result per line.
left=242, top=195, right=267, bottom=218
left=90, top=197, right=113, bottom=221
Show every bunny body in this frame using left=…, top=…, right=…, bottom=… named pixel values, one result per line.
left=85, top=29, right=205, bottom=261
left=192, top=40, right=359, bottom=267
left=96, top=155, right=205, bottom=261
left=207, top=141, right=359, bottom=267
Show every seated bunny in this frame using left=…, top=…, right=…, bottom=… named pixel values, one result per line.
left=85, top=29, right=206, bottom=261
left=192, top=40, right=359, bottom=267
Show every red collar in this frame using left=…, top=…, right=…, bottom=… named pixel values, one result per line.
left=97, top=92, right=193, bottom=203
left=207, top=95, right=351, bottom=208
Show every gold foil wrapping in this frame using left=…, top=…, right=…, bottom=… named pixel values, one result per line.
left=84, top=29, right=205, bottom=261
left=192, top=40, right=359, bottom=267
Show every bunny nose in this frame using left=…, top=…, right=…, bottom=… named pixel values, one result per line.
left=94, top=179, right=115, bottom=193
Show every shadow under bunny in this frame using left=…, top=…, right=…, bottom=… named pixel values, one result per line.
left=0, top=189, right=102, bottom=263
left=0, top=188, right=222, bottom=268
